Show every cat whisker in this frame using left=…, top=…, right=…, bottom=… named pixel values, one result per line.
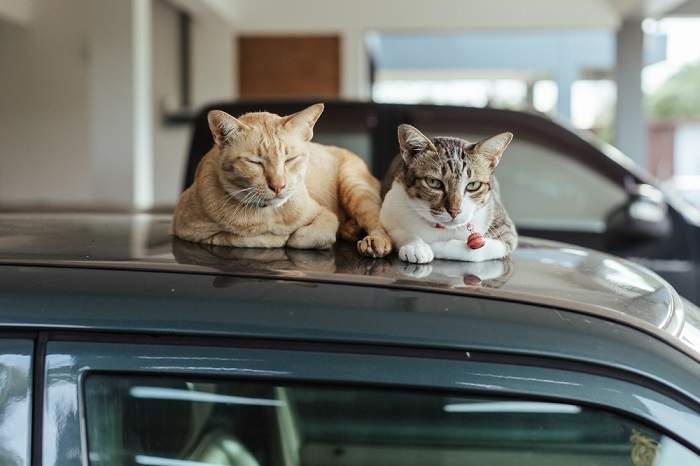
left=225, top=187, right=256, bottom=202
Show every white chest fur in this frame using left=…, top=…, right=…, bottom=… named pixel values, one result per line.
left=380, top=182, right=505, bottom=263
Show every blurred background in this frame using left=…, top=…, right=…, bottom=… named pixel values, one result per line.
left=0, top=0, right=699, bottom=211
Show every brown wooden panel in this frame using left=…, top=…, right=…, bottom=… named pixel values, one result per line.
left=238, top=35, right=340, bottom=98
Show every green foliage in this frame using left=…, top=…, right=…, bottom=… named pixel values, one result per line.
left=647, top=63, right=700, bottom=119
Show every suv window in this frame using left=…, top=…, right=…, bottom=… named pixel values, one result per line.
left=496, top=138, right=627, bottom=231
left=415, top=130, right=628, bottom=232
left=84, top=374, right=699, bottom=466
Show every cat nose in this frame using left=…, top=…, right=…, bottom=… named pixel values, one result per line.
left=447, top=207, right=461, bottom=219
left=267, top=180, right=286, bottom=195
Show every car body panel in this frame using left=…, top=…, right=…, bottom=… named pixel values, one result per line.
left=0, top=212, right=697, bottom=361
left=43, top=341, right=700, bottom=466
left=0, top=339, right=33, bottom=466
left=1, top=261, right=700, bottom=414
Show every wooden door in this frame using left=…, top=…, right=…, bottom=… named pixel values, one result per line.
left=238, top=35, right=340, bottom=98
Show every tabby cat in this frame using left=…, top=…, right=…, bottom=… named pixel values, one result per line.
left=173, top=104, right=392, bottom=257
left=379, top=124, right=517, bottom=263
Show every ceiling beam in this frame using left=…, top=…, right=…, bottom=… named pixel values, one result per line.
left=665, top=0, right=700, bottom=16
left=609, top=0, right=690, bottom=18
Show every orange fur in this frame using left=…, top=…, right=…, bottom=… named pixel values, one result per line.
left=173, top=104, right=392, bottom=257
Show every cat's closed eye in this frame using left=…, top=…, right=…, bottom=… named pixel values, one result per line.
left=285, top=156, right=301, bottom=164
left=465, top=181, right=482, bottom=192
left=244, top=158, right=264, bottom=167
left=425, top=177, right=443, bottom=189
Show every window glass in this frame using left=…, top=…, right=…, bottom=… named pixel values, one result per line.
left=496, top=138, right=627, bottom=231
left=314, top=132, right=372, bottom=165
left=84, top=374, right=699, bottom=466
left=421, top=131, right=628, bottom=232
left=0, top=340, right=32, bottom=466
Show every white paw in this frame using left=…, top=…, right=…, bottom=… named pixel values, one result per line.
left=398, top=242, right=434, bottom=264
left=432, top=239, right=495, bottom=262
left=430, top=240, right=469, bottom=260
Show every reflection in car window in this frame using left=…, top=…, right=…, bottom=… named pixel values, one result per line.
left=314, top=132, right=372, bottom=165
left=497, top=138, right=628, bottom=231
left=84, top=375, right=699, bottom=466
left=425, top=132, right=628, bottom=232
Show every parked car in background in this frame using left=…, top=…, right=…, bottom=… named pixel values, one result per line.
left=0, top=212, right=699, bottom=466
left=181, top=101, right=700, bottom=304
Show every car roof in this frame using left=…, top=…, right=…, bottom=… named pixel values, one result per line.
left=0, top=211, right=697, bottom=362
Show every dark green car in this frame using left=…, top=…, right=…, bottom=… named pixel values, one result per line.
left=0, top=212, right=699, bottom=466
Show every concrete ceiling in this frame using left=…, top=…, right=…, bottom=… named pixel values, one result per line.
left=0, top=0, right=32, bottom=25
left=608, top=0, right=690, bottom=17
left=225, top=0, right=693, bottom=31
left=1, top=0, right=692, bottom=29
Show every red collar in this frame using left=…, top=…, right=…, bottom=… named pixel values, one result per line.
left=433, top=223, right=444, bottom=229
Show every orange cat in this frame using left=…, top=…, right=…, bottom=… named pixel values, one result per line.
left=173, top=104, right=392, bottom=257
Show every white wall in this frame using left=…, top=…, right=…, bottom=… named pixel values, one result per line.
left=152, top=0, right=190, bottom=206
left=191, top=13, right=235, bottom=106
left=0, top=0, right=233, bottom=209
left=0, top=0, right=92, bottom=206
left=89, top=0, right=155, bottom=209
left=0, top=0, right=32, bottom=25
left=151, top=0, right=234, bottom=206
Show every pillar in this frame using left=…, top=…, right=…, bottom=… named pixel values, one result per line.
left=89, top=0, right=154, bottom=210
left=614, top=17, right=647, bottom=168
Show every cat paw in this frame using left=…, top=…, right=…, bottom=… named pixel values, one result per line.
left=287, top=224, right=337, bottom=250
left=432, top=239, right=504, bottom=262
left=357, top=232, right=393, bottom=258
left=287, top=209, right=339, bottom=250
left=398, top=242, right=434, bottom=264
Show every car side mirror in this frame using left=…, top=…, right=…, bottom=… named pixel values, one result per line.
left=605, top=184, right=672, bottom=240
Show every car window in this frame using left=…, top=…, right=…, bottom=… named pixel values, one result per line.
left=497, top=138, right=628, bottom=231
left=314, top=132, right=372, bottom=165
left=0, top=340, right=33, bottom=466
left=84, top=374, right=699, bottom=466
left=422, top=131, right=628, bottom=232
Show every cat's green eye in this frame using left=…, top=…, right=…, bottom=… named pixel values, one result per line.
left=425, top=177, right=443, bottom=189
left=465, top=181, right=482, bottom=192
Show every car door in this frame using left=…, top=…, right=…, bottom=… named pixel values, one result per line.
left=41, top=336, right=700, bottom=466
left=0, top=339, right=33, bottom=466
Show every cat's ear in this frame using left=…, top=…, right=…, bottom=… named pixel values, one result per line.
left=207, top=110, right=250, bottom=147
left=284, top=103, right=324, bottom=141
left=398, top=124, right=435, bottom=162
left=475, top=132, right=513, bottom=168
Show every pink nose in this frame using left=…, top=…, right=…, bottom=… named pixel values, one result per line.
left=268, top=181, right=286, bottom=195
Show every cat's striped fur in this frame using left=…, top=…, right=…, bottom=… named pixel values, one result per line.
left=380, top=124, right=517, bottom=263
